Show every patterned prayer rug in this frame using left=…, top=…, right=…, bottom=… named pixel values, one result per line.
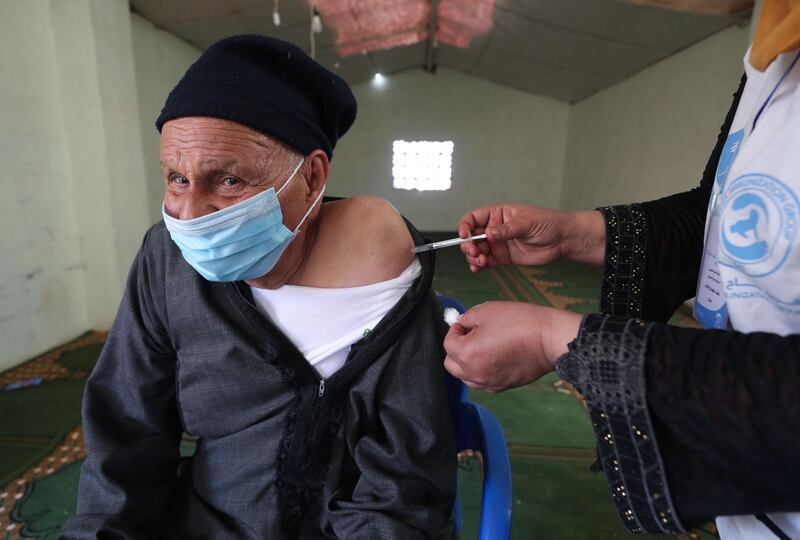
left=0, top=333, right=103, bottom=540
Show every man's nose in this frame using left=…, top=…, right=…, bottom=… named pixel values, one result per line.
left=178, top=192, right=218, bottom=221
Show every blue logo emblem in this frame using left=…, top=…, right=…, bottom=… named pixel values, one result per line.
left=718, top=174, right=798, bottom=278
left=722, top=192, right=769, bottom=261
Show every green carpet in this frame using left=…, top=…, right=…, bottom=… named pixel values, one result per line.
left=0, top=235, right=711, bottom=539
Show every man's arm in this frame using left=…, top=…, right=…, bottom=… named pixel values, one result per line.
left=327, top=294, right=456, bottom=540
left=61, top=231, right=181, bottom=539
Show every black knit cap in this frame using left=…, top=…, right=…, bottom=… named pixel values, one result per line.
left=156, top=34, right=357, bottom=159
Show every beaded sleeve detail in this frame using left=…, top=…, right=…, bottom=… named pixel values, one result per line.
left=556, top=314, right=686, bottom=534
left=598, top=205, right=647, bottom=318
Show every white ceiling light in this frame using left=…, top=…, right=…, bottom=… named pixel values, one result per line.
left=311, top=6, right=323, bottom=33
left=272, top=0, right=280, bottom=26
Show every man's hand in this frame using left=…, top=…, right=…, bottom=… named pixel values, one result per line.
left=458, top=205, right=605, bottom=272
left=443, top=302, right=583, bottom=393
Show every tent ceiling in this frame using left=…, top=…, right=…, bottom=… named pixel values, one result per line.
left=130, top=0, right=749, bottom=103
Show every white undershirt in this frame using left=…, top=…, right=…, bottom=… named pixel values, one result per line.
left=250, top=258, right=422, bottom=378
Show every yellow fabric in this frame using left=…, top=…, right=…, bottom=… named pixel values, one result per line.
left=750, top=0, right=800, bottom=71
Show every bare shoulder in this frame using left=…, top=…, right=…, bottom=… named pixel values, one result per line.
left=338, top=196, right=410, bottom=240
left=314, top=196, right=414, bottom=286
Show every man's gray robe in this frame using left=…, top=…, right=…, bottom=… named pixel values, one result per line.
left=60, top=221, right=456, bottom=540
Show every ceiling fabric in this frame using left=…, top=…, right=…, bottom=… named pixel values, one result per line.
left=314, top=0, right=430, bottom=56
left=625, top=0, right=753, bottom=15
left=314, top=0, right=494, bottom=56
left=437, top=0, right=494, bottom=49
left=130, top=0, right=741, bottom=102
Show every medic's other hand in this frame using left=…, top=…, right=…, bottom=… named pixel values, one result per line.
left=457, top=204, right=605, bottom=272
left=443, top=301, right=583, bottom=393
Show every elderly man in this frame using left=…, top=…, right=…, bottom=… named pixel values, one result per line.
left=61, top=35, right=456, bottom=540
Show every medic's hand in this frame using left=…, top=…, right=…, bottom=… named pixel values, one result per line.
left=457, top=204, right=606, bottom=272
left=443, top=301, right=583, bottom=393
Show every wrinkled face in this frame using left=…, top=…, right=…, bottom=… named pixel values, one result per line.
left=160, top=117, right=307, bottom=223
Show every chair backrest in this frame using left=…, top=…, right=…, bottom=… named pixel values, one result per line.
left=438, top=295, right=470, bottom=446
left=437, top=295, right=513, bottom=540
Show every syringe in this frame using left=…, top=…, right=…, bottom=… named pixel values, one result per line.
left=411, top=234, right=488, bottom=253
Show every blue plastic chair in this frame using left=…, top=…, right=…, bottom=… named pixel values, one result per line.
left=438, top=295, right=513, bottom=540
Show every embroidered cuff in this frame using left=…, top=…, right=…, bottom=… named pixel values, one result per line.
left=556, top=314, right=685, bottom=534
left=598, top=205, right=647, bottom=318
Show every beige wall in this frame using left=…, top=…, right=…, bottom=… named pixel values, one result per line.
left=0, top=1, right=199, bottom=371
left=329, top=68, right=570, bottom=231
left=130, top=14, right=201, bottom=223
left=50, top=0, right=151, bottom=333
left=0, top=1, right=88, bottom=370
left=561, top=26, right=749, bottom=211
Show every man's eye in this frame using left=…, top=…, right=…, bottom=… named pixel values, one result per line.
left=170, top=175, right=188, bottom=185
left=222, top=177, right=240, bottom=186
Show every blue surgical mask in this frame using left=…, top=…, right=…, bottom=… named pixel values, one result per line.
left=162, top=159, right=325, bottom=282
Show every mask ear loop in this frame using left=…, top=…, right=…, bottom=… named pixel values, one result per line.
left=294, top=185, right=326, bottom=233
left=276, top=158, right=306, bottom=196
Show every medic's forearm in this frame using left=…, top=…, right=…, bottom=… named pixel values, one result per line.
left=561, top=210, right=606, bottom=266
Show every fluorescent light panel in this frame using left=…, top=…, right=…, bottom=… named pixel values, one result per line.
left=392, top=140, right=453, bottom=191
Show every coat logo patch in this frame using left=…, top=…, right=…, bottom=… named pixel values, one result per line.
left=719, top=173, right=798, bottom=279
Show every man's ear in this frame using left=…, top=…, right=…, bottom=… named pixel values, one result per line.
left=306, top=149, right=330, bottom=202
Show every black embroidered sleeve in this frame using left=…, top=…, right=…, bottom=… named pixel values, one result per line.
left=555, top=76, right=751, bottom=534
left=597, top=205, right=647, bottom=319
left=560, top=317, right=800, bottom=531
left=645, top=324, right=800, bottom=525
left=556, top=315, right=686, bottom=534
left=598, top=74, right=746, bottom=324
